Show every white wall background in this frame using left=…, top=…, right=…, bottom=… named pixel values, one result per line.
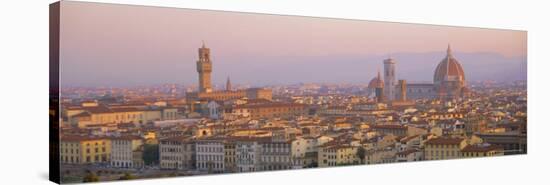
left=0, top=0, right=547, bottom=184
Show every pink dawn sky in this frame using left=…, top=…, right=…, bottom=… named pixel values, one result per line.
left=59, top=1, right=527, bottom=87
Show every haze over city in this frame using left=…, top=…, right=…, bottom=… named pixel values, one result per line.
left=59, top=1, right=527, bottom=87
left=53, top=2, right=527, bottom=183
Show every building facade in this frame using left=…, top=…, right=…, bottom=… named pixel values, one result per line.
left=159, top=136, right=195, bottom=170
left=259, top=141, right=293, bottom=171
left=195, top=139, right=225, bottom=173
left=67, top=105, right=178, bottom=128
left=424, top=137, right=467, bottom=160
left=224, top=141, right=237, bottom=173
left=187, top=88, right=273, bottom=102
left=403, top=45, right=469, bottom=100
left=232, top=103, right=307, bottom=119
left=396, top=149, right=423, bottom=162
left=59, top=136, right=111, bottom=164
left=318, top=145, right=359, bottom=167
left=110, top=136, right=143, bottom=168
left=235, top=140, right=262, bottom=172
left=461, top=144, right=504, bottom=158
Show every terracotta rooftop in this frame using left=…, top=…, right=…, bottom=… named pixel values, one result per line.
left=461, top=144, right=503, bottom=153
left=425, top=137, right=465, bottom=145
left=160, top=136, right=193, bottom=142
left=235, top=102, right=306, bottom=109
left=60, top=135, right=109, bottom=142
left=72, top=111, right=91, bottom=118
left=396, top=149, right=419, bottom=156
left=372, top=124, right=407, bottom=130
left=111, top=135, right=142, bottom=141
left=401, top=135, right=420, bottom=142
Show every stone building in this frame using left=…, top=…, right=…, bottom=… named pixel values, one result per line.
left=159, top=136, right=195, bottom=170
left=186, top=43, right=273, bottom=104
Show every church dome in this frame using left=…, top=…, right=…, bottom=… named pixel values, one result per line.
left=368, top=70, right=384, bottom=89
left=434, top=45, right=465, bottom=83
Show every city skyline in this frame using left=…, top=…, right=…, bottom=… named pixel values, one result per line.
left=52, top=2, right=527, bottom=183
left=59, top=1, right=526, bottom=87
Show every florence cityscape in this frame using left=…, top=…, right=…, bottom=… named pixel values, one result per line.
left=55, top=1, right=527, bottom=183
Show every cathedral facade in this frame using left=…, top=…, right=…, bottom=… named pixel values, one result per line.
left=408, top=45, right=469, bottom=100
left=368, top=45, right=469, bottom=101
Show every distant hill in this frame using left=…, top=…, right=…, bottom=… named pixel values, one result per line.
left=386, top=52, right=527, bottom=83
left=215, top=51, right=527, bottom=85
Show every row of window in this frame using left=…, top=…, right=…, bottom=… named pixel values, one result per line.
left=61, top=154, right=108, bottom=163
left=238, top=167, right=256, bottom=172
left=426, top=144, right=460, bottom=149
left=85, top=141, right=106, bottom=146
left=111, top=152, right=133, bottom=160
left=322, top=160, right=337, bottom=166
left=160, top=143, right=194, bottom=149
left=164, top=111, right=177, bottom=119
left=60, top=148, right=79, bottom=154
left=197, top=162, right=224, bottom=170
left=428, top=150, right=459, bottom=157
left=61, top=156, right=80, bottom=163
left=160, top=155, right=191, bottom=161
left=111, top=161, right=135, bottom=168
left=324, top=155, right=337, bottom=159
left=262, top=147, right=290, bottom=153
left=84, top=147, right=106, bottom=154
left=197, top=145, right=224, bottom=153
left=112, top=140, right=131, bottom=144
left=160, top=162, right=192, bottom=169
left=98, top=113, right=143, bottom=123
left=261, top=156, right=290, bottom=163
left=462, top=152, right=488, bottom=157
left=261, top=165, right=291, bottom=171
left=197, top=154, right=223, bottom=161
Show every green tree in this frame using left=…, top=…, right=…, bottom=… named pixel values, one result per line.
left=82, top=172, right=99, bottom=182
left=356, top=147, right=366, bottom=164
left=119, top=173, right=137, bottom=180
left=143, top=144, right=159, bottom=166
left=306, top=162, right=318, bottom=168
